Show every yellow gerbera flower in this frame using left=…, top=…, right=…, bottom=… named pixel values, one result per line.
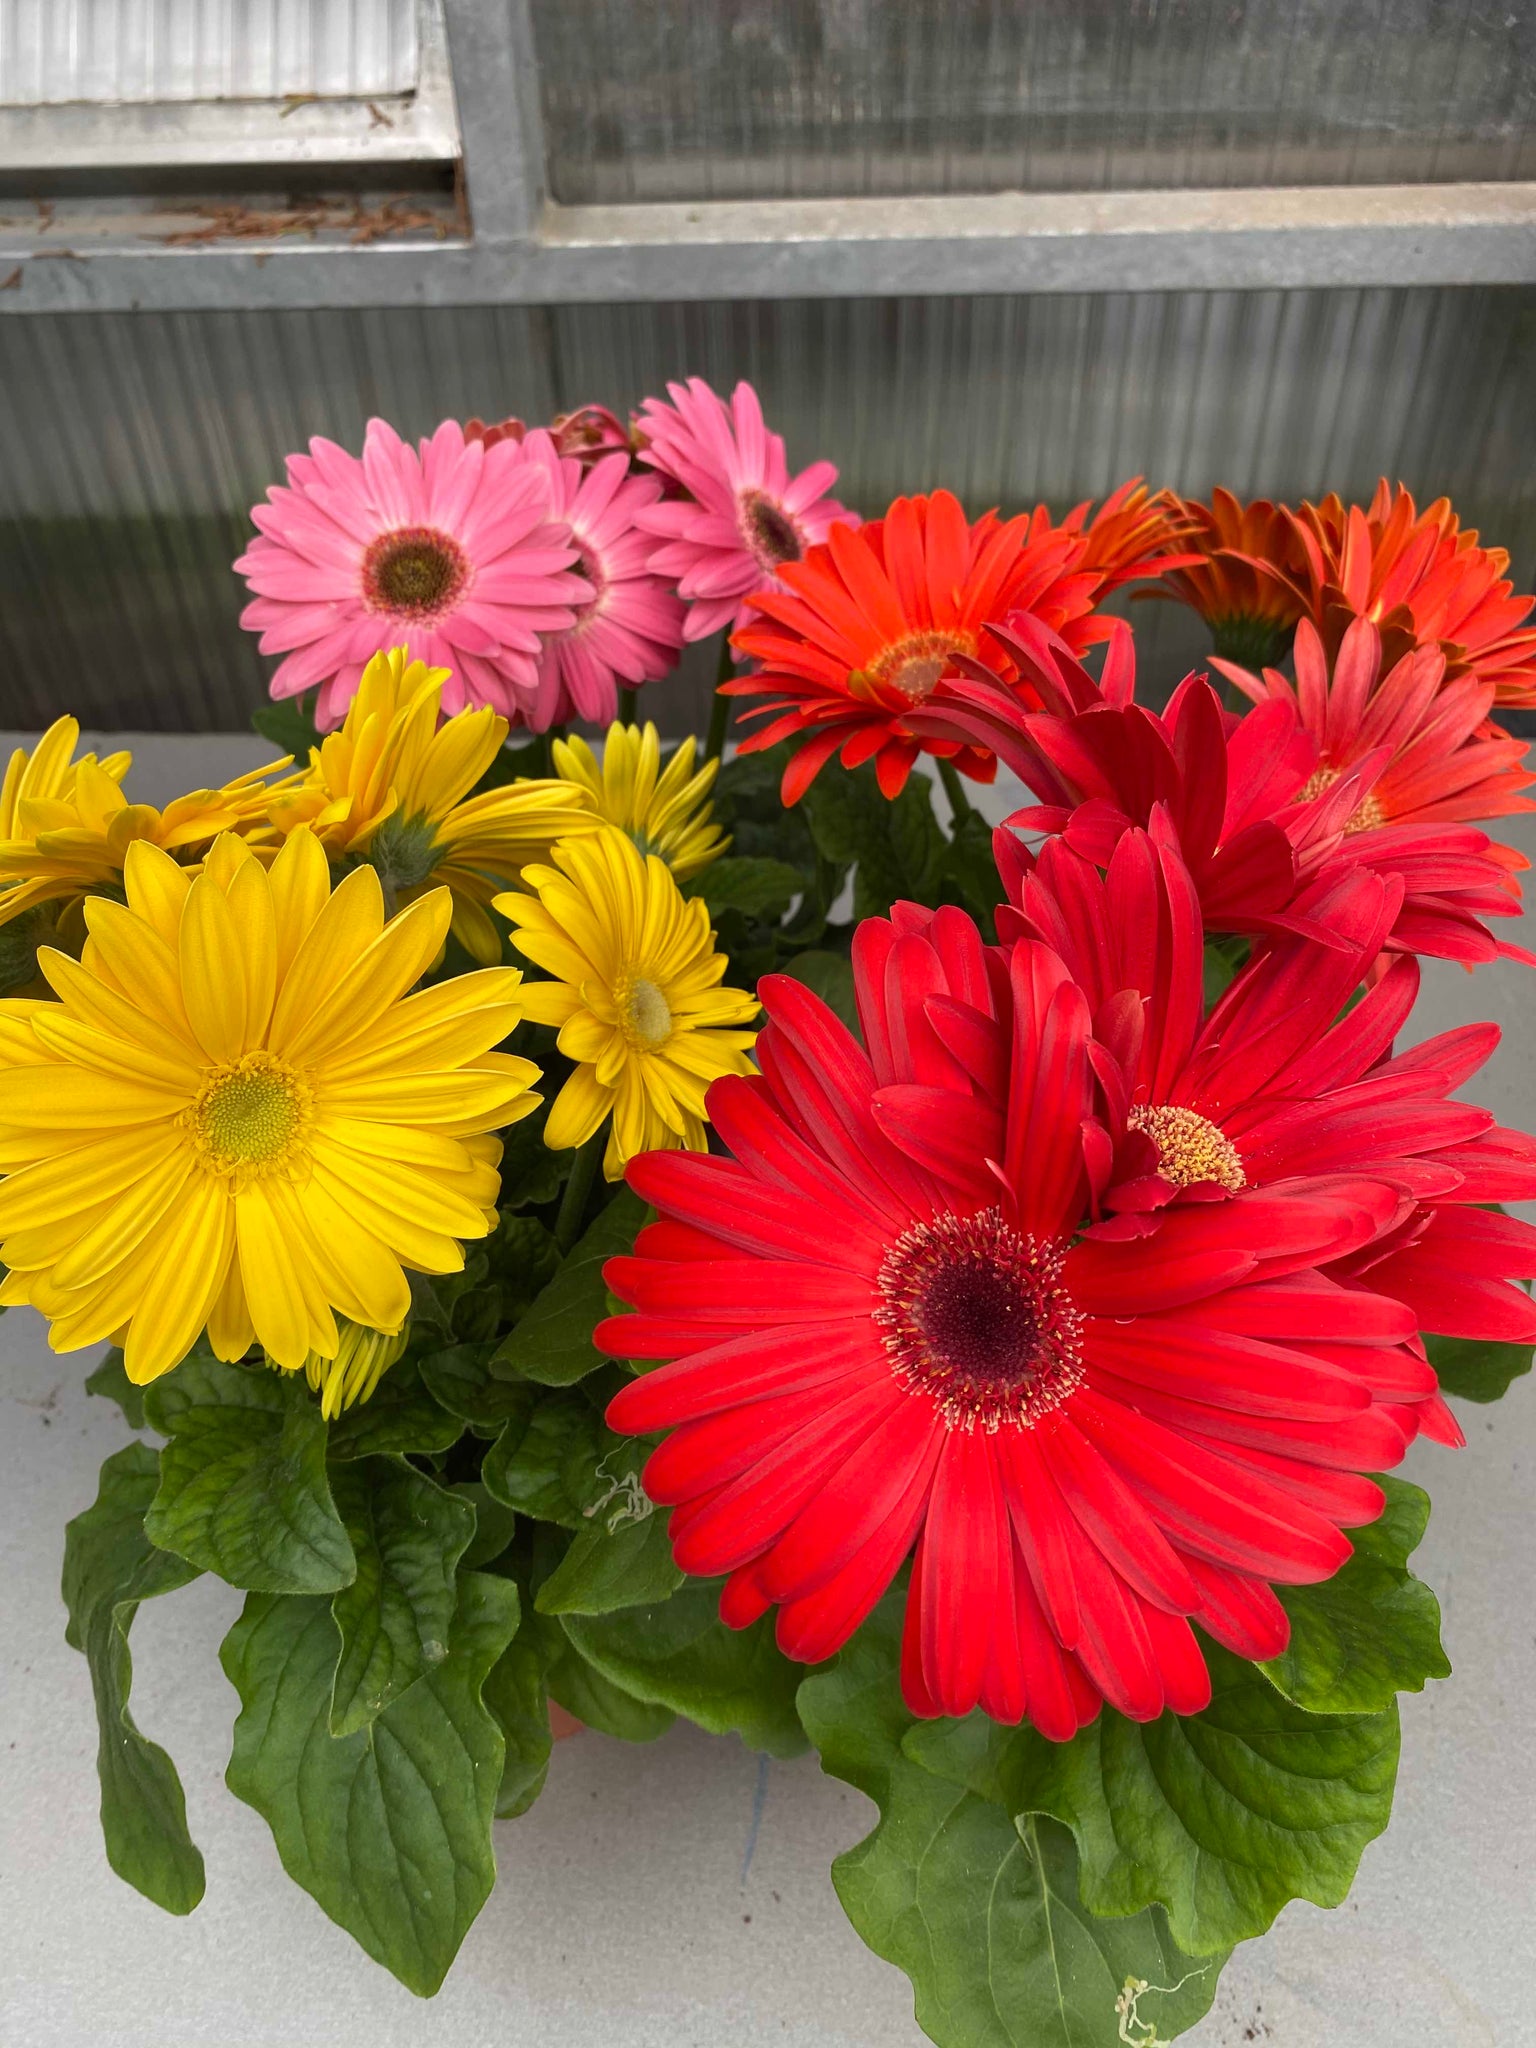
left=0, top=826, right=539, bottom=1384
left=0, top=715, right=295, bottom=947
left=269, top=645, right=598, bottom=965
left=496, top=828, right=757, bottom=1181
left=549, top=721, right=728, bottom=883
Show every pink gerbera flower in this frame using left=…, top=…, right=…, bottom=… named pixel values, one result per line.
left=235, top=417, right=591, bottom=729
left=633, top=378, right=853, bottom=641
left=513, top=429, right=686, bottom=729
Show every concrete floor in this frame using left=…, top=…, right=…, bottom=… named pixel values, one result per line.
left=1, top=740, right=1533, bottom=2047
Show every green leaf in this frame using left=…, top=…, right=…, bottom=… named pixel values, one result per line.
left=936, top=808, right=1002, bottom=929
left=250, top=697, right=319, bottom=760
left=327, top=1459, right=476, bottom=1736
left=61, top=1444, right=205, bottom=1915
left=417, top=1340, right=536, bottom=1433
left=324, top=1361, right=463, bottom=1461
left=143, top=1357, right=354, bottom=1594
left=483, top=1630, right=553, bottom=1817
left=222, top=1569, right=520, bottom=1996
left=492, top=1188, right=648, bottom=1386
left=692, top=855, right=804, bottom=920
left=563, top=1578, right=807, bottom=1757
left=1260, top=1475, right=1450, bottom=1714
left=1425, top=1329, right=1533, bottom=1402
left=85, top=1348, right=147, bottom=1431
left=493, top=1115, right=569, bottom=1209
left=455, top=1483, right=520, bottom=1570
left=802, top=759, right=947, bottom=920
left=907, top=1641, right=1399, bottom=1955
left=799, top=1599, right=1224, bottom=2048
left=776, top=947, right=859, bottom=1032
left=1201, top=935, right=1248, bottom=1009
left=410, top=1252, right=493, bottom=1343
left=539, top=1616, right=676, bottom=1743
left=480, top=1386, right=612, bottom=1528
left=536, top=1505, right=684, bottom=1617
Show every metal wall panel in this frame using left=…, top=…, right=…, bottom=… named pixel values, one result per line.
left=532, top=0, right=1536, bottom=203
left=0, top=0, right=419, bottom=106
left=0, top=286, right=1532, bottom=732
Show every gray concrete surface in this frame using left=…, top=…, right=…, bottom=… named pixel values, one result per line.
left=1, top=742, right=1533, bottom=2047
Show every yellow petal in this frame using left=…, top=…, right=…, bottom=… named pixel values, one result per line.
left=267, top=825, right=332, bottom=984
left=544, top=1065, right=612, bottom=1153
left=122, top=840, right=192, bottom=946
left=279, top=887, right=451, bottom=1067
left=235, top=1181, right=337, bottom=1370
left=178, top=874, right=249, bottom=1062
left=121, top=1176, right=236, bottom=1383
left=267, top=862, right=384, bottom=1053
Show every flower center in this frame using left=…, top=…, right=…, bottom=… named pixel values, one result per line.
left=569, top=542, right=607, bottom=631
left=861, top=628, right=976, bottom=705
left=875, top=1207, right=1084, bottom=1432
left=738, top=489, right=804, bottom=572
left=1127, top=1103, right=1245, bottom=1191
left=362, top=526, right=468, bottom=618
left=1295, top=764, right=1387, bottom=834
left=187, top=1051, right=312, bottom=1183
left=621, top=975, right=672, bottom=1048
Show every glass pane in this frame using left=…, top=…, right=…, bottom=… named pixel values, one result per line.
left=0, top=0, right=419, bottom=106
left=532, top=0, right=1536, bottom=202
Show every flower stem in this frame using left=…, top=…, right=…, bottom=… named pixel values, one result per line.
left=704, top=633, right=734, bottom=762
left=936, top=757, right=974, bottom=829
left=617, top=685, right=638, bottom=725
left=555, top=1128, right=605, bottom=1252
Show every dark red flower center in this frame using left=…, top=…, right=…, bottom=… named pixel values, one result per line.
left=739, top=490, right=804, bottom=571
left=875, top=1207, right=1083, bottom=1432
left=363, top=526, right=468, bottom=618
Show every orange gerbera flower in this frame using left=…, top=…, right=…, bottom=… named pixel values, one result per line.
left=727, top=484, right=1192, bottom=803
left=1287, top=480, right=1536, bottom=708
left=1150, top=487, right=1308, bottom=669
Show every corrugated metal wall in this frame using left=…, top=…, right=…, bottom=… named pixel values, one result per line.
left=533, top=0, right=1536, bottom=201
left=1, top=284, right=1534, bottom=732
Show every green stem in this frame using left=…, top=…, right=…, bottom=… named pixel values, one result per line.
left=617, top=685, right=638, bottom=726
left=936, top=757, right=974, bottom=828
left=704, top=632, right=734, bottom=761
left=554, top=1128, right=605, bottom=1252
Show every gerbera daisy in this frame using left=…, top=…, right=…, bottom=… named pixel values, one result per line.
left=1005, top=829, right=1536, bottom=1445
left=549, top=721, right=728, bottom=883
left=0, top=716, right=297, bottom=958
left=1149, top=487, right=1308, bottom=669
left=597, top=909, right=1454, bottom=1731
left=906, top=615, right=1533, bottom=968
left=1215, top=616, right=1534, bottom=828
left=235, top=416, right=591, bottom=729
left=727, top=490, right=1088, bottom=802
left=0, top=828, right=539, bottom=1382
left=633, top=378, right=852, bottom=643
left=1286, top=480, right=1536, bottom=707
left=465, top=405, right=634, bottom=464
left=496, top=828, right=757, bottom=1180
left=512, top=429, right=685, bottom=728
left=268, top=644, right=597, bottom=963
left=1059, top=478, right=1202, bottom=614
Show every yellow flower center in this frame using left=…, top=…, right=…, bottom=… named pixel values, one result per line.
left=1127, top=1103, right=1245, bottom=1192
left=858, top=628, right=977, bottom=705
left=621, top=975, right=673, bottom=1048
left=1295, top=764, right=1387, bottom=834
left=187, top=1051, right=312, bottom=1183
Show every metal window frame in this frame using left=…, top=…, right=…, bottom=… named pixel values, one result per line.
left=1, top=0, right=1534, bottom=313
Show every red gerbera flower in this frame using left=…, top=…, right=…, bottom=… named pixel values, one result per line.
left=597, top=902, right=1457, bottom=1733
left=907, top=615, right=1533, bottom=969
left=1005, top=826, right=1536, bottom=1442
left=1149, top=487, right=1308, bottom=670
left=727, top=484, right=1194, bottom=805
left=1287, top=480, right=1536, bottom=708
left=1215, top=616, right=1534, bottom=829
